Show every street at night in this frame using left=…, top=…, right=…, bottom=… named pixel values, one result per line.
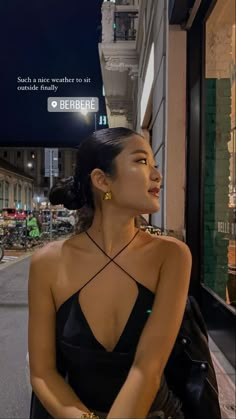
left=0, top=0, right=235, bottom=418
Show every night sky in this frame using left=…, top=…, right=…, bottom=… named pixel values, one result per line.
left=0, top=0, right=106, bottom=147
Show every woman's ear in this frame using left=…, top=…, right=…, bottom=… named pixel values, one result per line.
left=90, top=168, right=111, bottom=193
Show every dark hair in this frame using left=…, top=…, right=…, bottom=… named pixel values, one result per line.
left=49, top=127, right=142, bottom=232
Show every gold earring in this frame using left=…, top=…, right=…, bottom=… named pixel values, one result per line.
left=103, top=191, right=112, bottom=200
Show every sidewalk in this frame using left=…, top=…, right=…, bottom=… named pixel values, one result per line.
left=0, top=249, right=32, bottom=270
left=209, top=336, right=236, bottom=418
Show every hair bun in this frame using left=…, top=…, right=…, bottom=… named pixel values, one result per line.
left=49, top=176, right=81, bottom=210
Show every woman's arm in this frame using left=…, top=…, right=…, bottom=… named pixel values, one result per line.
left=28, top=244, right=90, bottom=419
left=107, top=238, right=192, bottom=419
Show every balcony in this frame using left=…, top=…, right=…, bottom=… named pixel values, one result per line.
left=98, top=0, right=139, bottom=126
left=114, top=11, right=138, bottom=41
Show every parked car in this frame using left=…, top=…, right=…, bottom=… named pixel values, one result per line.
left=56, top=209, right=75, bottom=226
left=40, top=209, right=57, bottom=223
left=2, top=208, right=26, bottom=220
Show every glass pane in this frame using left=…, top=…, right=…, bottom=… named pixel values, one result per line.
left=204, top=0, right=236, bottom=309
left=0, top=181, right=3, bottom=210
left=114, top=12, right=138, bottom=41
left=5, top=181, right=9, bottom=200
left=14, top=184, right=17, bottom=201
left=18, top=184, right=22, bottom=208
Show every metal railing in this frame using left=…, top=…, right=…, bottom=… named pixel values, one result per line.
left=114, top=11, right=138, bottom=41
left=115, top=0, right=135, bottom=5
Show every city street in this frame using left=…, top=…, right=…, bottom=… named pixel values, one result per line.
left=0, top=256, right=31, bottom=418
left=0, top=249, right=29, bottom=266
left=0, top=0, right=235, bottom=417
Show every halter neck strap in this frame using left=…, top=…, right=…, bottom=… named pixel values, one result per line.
left=77, top=229, right=140, bottom=293
left=85, top=229, right=139, bottom=261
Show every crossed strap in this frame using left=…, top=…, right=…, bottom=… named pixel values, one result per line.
left=78, top=229, right=140, bottom=293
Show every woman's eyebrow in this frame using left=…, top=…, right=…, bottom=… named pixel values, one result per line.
left=130, top=149, right=149, bottom=155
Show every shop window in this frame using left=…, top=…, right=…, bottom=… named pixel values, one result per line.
left=28, top=188, right=32, bottom=209
left=204, top=0, right=236, bottom=309
left=24, top=186, right=28, bottom=208
left=4, top=181, right=9, bottom=207
left=18, top=184, right=22, bottom=208
left=14, top=184, right=17, bottom=204
left=0, top=180, right=3, bottom=210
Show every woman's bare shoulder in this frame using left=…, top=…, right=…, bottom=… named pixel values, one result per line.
left=31, top=240, right=66, bottom=265
left=143, top=232, right=191, bottom=258
left=155, top=236, right=192, bottom=265
left=29, top=240, right=72, bottom=288
left=29, top=235, right=83, bottom=279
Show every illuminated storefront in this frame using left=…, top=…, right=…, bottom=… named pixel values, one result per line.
left=181, top=0, right=236, bottom=366
left=204, top=0, right=236, bottom=308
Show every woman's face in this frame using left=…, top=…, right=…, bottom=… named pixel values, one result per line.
left=109, top=135, right=162, bottom=215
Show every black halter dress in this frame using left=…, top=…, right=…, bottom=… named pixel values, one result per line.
left=30, top=230, right=184, bottom=419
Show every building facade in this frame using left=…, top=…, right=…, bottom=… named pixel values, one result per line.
left=0, top=148, right=77, bottom=209
left=0, top=158, right=34, bottom=210
left=99, top=0, right=236, bottom=367
left=181, top=0, right=235, bottom=368
left=99, top=0, right=187, bottom=240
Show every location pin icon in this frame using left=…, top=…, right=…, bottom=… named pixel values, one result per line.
left=51, top=101, right=57, bottom=108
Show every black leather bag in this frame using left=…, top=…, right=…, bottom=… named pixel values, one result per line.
left=164, top=295, right=221, bottom=419
left=30, top=296, right=222, bottom=419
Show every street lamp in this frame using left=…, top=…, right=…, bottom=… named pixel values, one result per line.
left=80, top=110, right=88, bottom=116
left=77, top=111, right=97, bottom=131
left=27, top=162, right=33, bottom=168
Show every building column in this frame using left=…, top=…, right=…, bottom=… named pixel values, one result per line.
left=166, top=25, right=187, bottom=240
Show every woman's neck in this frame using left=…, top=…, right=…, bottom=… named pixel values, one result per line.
left=86, top=211, right=138, bottom=257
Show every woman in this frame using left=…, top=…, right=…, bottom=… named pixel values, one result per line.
left=28, top=128, right=192, bottom=419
